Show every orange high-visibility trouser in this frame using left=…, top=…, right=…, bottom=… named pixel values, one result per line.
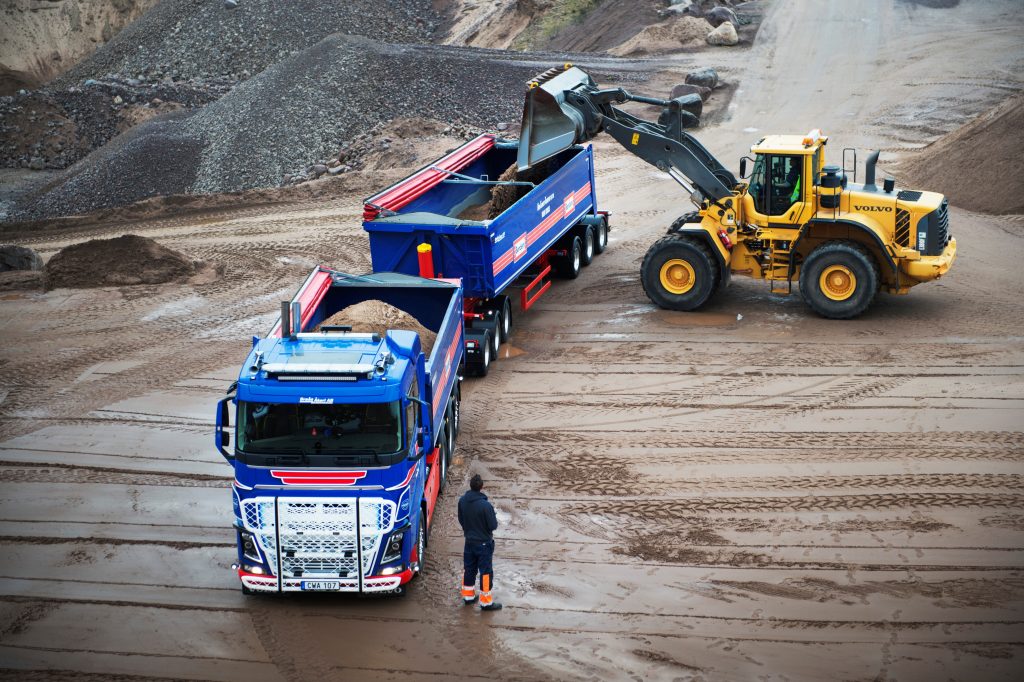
left=462, top=540, right=494, bottom=603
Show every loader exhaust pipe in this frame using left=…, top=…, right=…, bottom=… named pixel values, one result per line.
left=864, top=150, right=880, bottom=190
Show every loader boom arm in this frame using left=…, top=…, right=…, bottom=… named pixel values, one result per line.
left=519, top=66, right=737, bottom=202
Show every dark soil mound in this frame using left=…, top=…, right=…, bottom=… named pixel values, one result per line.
left=898, top=96, right=1024, bottom=215
left=44, top=234, right=200, bottom=290
left=316, top=300, right=436, bottom=354
left=457, top=161, right=557, bottom=221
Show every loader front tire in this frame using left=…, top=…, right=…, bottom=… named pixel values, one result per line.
left=641, top=235, right=719, bottom=311
left=799, top=241, right=879, bottom=319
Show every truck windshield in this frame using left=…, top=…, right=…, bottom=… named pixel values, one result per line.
left=238, top=401, right=402, bottom=457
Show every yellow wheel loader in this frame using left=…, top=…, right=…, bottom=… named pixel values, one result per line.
left=519, top=66, right=957, bottom=319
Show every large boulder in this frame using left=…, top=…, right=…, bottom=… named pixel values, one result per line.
left=707, top=21, right=739, bottom=46
left=685, top=67, right=719, bottom=90
left=704, top=7, right=739, bottom=28
left=0, top=245, right=43, bottom=272
left=670, top=82, right=712, bottom=101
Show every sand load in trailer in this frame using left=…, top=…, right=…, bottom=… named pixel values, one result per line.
left=362, top=134, right=609, bottom=376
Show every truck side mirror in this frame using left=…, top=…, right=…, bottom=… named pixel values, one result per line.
left=739, top=158, right=748, bottom=179
left=215, top=397, right=234, bottom=462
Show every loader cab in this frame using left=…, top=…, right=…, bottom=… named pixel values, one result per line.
left=742, top=131, right=826, bottom=229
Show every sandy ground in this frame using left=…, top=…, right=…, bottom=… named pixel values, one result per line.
left=1, top=1, right=1023, bottom=680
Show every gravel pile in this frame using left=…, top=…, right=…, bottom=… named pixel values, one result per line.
left=1, top=75, right=231, bottom=170
left=54, top=0, right=440, bottom=87
left=14, top=36, right=635, bottom=221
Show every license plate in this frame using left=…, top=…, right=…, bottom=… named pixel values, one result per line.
left=301, top=580, right=342, bottom=591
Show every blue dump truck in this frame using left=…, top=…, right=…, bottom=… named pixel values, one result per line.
left=363, top=133, right=609, bottom=375
left=218, top=133, right=605, bottom=594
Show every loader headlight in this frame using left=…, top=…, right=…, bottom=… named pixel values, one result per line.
left=381, top=527, right=407, bottom=564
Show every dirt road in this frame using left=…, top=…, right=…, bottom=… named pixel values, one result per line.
left=1, top=1, right=1022, bottom=680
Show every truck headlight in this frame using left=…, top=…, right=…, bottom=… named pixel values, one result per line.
left=381, top=529, right=406, bottom=564
left=240, top=531, right=261, bottom=563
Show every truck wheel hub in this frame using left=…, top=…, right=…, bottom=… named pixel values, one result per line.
left=660, top=259, right=696, bottom=294
left=820, top=265, right=856, bottom=301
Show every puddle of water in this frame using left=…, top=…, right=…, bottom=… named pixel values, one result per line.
left=500, top=344, right=527, bottom=359
left=653, top=310, right=738, bottom=327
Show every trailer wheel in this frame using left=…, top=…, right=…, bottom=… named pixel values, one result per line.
left=640, top=235, right=719, bottom=311
left=451, top=385, right=462, bottom=437
left=579, top=225, right=595, bottom=267
left=555, top=236, right=582, bottom=279
left=799, top=241, right=879, bottom=319
left=438, top=421, right=450, bottom=494
left=497, top=296, right=512, bottom=343
left=593, top=217, right=609, bottom=254
left=445, top=402, right=456, bottom=459
left=472, top=330, right=492, bottom=377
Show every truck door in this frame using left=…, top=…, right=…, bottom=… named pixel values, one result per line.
left=742, top=154, right=809, bottom=228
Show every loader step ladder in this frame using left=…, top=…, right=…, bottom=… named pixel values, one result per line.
left=766, top=240, right=793, bottom=295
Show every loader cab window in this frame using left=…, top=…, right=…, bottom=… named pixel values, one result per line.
left=750, top=154, right=804, bottom=217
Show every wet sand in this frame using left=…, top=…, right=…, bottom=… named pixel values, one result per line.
left=1, top=1, right=1023, bottom=680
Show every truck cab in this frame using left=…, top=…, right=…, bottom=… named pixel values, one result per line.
left=216, top=269, right=463, bottom=594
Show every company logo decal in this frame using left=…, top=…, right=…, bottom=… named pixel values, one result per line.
left=271, top=470, right=367, bottom=486
left=563, top=193, right=575, bottom=215
left=513, top=235, right=528, bottom=262
left=854, top=205, right=892, bottom=212
left=299, top=397, right=334, bottom=404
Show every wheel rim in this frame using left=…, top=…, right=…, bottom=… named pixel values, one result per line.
left=659, top=259, right=696, bottom=294
left=453, top=398, right=460, bottom=432
left=447, top=417, right=454, bottom=456
left=501, top=308, right=510, bottom=337
left=599, top=225, right=607, bottom=247
left=483, top=340, right=490, bottom=367
left=585, top=233, right=594, bottom=260
left=819, top=265, right=857, bottom=301
left=573, top=245, right=580, bottom=271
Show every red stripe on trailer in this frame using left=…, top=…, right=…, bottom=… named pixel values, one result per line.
left=491, top=181, right=592, bottom=276
left=363, top=135, right=496, bottom=220
left=270, top=267, right=333, bottom=337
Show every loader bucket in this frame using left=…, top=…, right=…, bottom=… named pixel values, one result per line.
left=518, top=66, right=597, bottom=170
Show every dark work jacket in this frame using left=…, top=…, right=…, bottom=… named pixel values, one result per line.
left=458, top=490, right=498, bottom=543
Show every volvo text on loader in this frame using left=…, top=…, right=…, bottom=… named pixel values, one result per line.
left=519, top=66, right=957, bottom=319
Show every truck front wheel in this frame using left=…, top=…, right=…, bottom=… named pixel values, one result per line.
left=414, top=509, right=427, bottom=577
left=641, top=235, right=719, bottom=310
left=799, top=241, right=879, bottom=319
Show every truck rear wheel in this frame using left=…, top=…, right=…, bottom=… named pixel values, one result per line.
left=467, top=330, right=491, bottom=377
left=555, top=236, right=582, bottom=279
left=593, top=217, right=609, bottom=254
left=799, top=241, right=879, bottom=319
left=641, top=235, right=719, bottom=311
left=579, top=225, right=595, bottom=267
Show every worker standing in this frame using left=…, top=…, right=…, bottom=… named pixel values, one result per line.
left=457, top=474, right=502, bottom=611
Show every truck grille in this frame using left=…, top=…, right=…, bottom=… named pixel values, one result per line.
left=894, top=209, right=911, bottom=247
left=241, top=497, right=396, bottom=579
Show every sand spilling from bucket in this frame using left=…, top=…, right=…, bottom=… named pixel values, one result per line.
left=315, top=300, right=437, bottom=354
left=457, top=162, right=552, bottom=221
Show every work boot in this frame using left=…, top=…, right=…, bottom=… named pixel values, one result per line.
left=463, top=596, right=479, bottom=605
left=480, top=602, right=503, bottom=611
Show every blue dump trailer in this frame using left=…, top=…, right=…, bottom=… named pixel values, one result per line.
left=216, top=268, right=463, bottom=594
left=363, top=133, right=609, bottom=375
left=218, top=134, right=609, bottom=595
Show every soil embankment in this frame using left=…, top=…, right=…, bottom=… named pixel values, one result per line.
left=898, top=96, right=1024, bottom=215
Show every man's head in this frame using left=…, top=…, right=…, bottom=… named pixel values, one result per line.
left=470, top=474, right=484, bottom=492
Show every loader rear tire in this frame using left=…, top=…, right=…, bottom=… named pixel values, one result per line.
left=641, top=235, right=719, bottom=311
left=799, top=241, right=879, bottom=319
